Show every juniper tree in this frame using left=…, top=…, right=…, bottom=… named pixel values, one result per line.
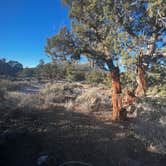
left=115, top=0, right=166, bottom=96
left=45, top=0, right=166, bottom=120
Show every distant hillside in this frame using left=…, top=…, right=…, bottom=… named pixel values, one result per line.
left=0, top=59, right=23, bottom=76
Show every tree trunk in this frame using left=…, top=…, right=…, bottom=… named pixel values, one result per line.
left=135, top=64, right=146, bottom=96
left=135, top=50, right=147, bottom=97
left=110, top=67, right=122, bottom=121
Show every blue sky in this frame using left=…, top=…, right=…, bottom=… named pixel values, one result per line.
left=0, top=0, right=70, bottom=67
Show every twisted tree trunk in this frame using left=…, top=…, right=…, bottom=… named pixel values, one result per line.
left=135, top=50, right=147, bottom=96
left=135, top=64, right=146, bottom=96
left=110, top=67, right=122, bottom=121
left=107, top=59, right=137, bottom=121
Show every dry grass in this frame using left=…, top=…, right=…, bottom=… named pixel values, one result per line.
left=128, top=97, right=166, bottom=154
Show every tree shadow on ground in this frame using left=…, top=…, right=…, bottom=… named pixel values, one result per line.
left=0, top=103, right=166, bottom=166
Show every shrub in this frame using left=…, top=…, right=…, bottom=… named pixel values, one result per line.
left=103, top=73, right=112, bottom=88
left=148, top=84, right=166, bottom=97
left=0, top=87, right=6, bottom=100
left=0, top=79, right=20, bottom=91
left=41, top=83, right=82, bottom=103
left=67, top=87, right=112, bottom=112
left=86, top=71, right=105, bottom=84
left=18, top=93, right=44, bottom=110
left=72, top=71, right=85, bottom=82
left=64, top=62, right=75, bottom=81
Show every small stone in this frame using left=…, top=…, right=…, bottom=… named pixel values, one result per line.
left=37, top=155, right=49, bottom=166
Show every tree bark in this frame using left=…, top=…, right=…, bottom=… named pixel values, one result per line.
left=135, top=64, right=146, bottom=96
left=110, top=67, right=122, bottom=121
left=135, top=50, right=147, bottom=97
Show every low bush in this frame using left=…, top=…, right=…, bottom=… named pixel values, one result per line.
left=148, top=84, right=166, bottom=97
left=0, top=87, right=6, bottom=100
left=66, top=87, right=112, bottom=112
left=86, top=71, right=105, bottom=84
left=41, top=83, right=82, bottom=103
left=0, top=79, right=28, bottom=91
left=18, top=94, right=44, bottom=110
left=72, top=71, right=85, bottom=82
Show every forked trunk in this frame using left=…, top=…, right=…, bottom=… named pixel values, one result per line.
left=135, top=64, right=146, bottom=96
left=110, top=67, right=121, bottom=121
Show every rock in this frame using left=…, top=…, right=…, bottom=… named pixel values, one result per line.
left=37, top=155, right=49, bottom=166
left=37, top=154, right=58, bottom=166
left=159, top=116, right=166, bottom=126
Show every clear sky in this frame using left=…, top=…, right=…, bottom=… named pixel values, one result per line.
left=0, top=0, right=70, bottom=67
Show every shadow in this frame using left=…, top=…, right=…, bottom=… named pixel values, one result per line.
left=0, top=102, right=166, bottom=166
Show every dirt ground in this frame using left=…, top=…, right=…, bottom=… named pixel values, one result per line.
left=0, top=102, right=166, bottom=166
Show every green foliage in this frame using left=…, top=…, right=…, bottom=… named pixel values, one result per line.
left=19, top=68, right=36, bottom=78
left=72, top=71, right=85, bottom=81
left=64, top=62, right=86, bottom=81
left=103, top=73, right=112, bottom=88
left=86, top=71, right=103, bottom=83
left=148, top=84, right=166, bottom=97
left=41, top=63, right=58, bottom=80
left=147, top=0, right=166, bottom=22
left=45, top=0, right=165, bottom=94
left=64, top=62, right=75, bottom=81
left=121, top=71, right=136, bottom=91
left=45, top=0, right=133, bottom=72
left=147, top=65, right=166, bottom=97
left=86, top=70, right=106, bottom=84
left=0, top=80, right=20, bottom=91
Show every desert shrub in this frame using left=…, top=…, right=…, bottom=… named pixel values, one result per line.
left=3, top=92, right=44, bottom=111
left=86, top=71, right=106, bottom=84
left=103, top=73, right=112, bottom=88
left=0, top=92, right=25, bottom=111
left=65, top=70, right=85, bottom=82
left=67, top=87, right=112, bottom=112
left=0, top=79, right=21, bottom=91
left=7, top=92, right=26, bottom=105
left=148, top=84, right=166, bottom=97
left=19, top=67, right=37, bottom=78
left=131, top=97, right=166, bottom=154
left=41, top=83, right=82, bottom=103
left=86, top=71, right=113, bottom=87
left=72, top=71, right=86, bottom=81
left=0, top=87, right=6, bottom=100
left=40, top=63, right=59, bottom=80
left=64, top=62, right=75, bottom=81
left=18, top=94, right=43, bottom=110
